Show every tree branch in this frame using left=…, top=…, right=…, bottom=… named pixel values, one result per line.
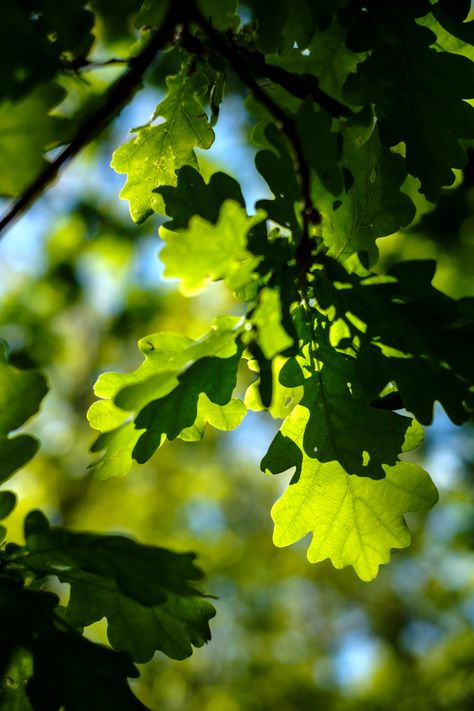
left=232, top=44, right=352, bottom=119
left=0, top=7, right=180, bottom=238
left=189, top=7, right=319, bottom=280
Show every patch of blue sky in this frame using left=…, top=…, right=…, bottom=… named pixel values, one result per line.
left=332, top=630, right=383, bottom=690
left=401, top=620, right=444, bottom=656
left=181, top=497, right=227, bottom=538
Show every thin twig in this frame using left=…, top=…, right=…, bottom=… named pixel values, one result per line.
left=232, top=44, right=352, bottom=119
left=0, top=8, right=180, bottom=237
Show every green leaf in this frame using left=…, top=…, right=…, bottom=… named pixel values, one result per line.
left=267, top=19, right=360, bottom=103
left=418, top=11, right=474, bottom=61
left=135, top=0, right=170, bottom=28
left=89, top=423, right=142, bottom=480
left=89, top=319, right=239, bottom=429
left=259, top=323, right=438, bottom=579
left=251, top=288, right=294, bottom=359
left=0, top=1, right=93, bottom=101
left=0, top=492, right=16, bottom=520
left=344, top=7, right=474, bottom=200
left=5, top=511, right=215, bottom=665
left=313, top=258, right=474, bottom=424
left=0, top=83, right=68, bottom=196
left=245, top=356, right=304, bottom=419
left=268, top=450, right=438, bottom=581
left=197, top=0, right=240, bottom=31
left=17, top=510, right=208, bottom=603
left=295, top=100, right=343, bottom=197
left=157, top=166, right=245, bottom=230
left=160, top=200, right=266, bottom=295
left=318, top=122, right=415, bottom=264
left=65, top=572, right=215, bottom=662
left=262, top=340, right=423, bottom=481
left=255, top=125, right=301, bottom=235
left=111, top=65, right=215, bottom=222
left=178, top=395, right=246, bottom=441
left=0, top=352, right=48, bottom=483
left=133, top=351, right=242, bottom=462
left=0, top=577, right=148, bottom=711
left=89, top=318, right=244, bottom=477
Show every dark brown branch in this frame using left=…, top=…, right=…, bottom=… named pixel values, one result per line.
left=189, top=7, right=319, bottom=279
left=233, top=44, right=352, bottom=119
left=0, top=7, right=180, bottom=238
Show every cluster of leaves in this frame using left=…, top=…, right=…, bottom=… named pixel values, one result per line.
left=0, top=343, right=214, bottom=708
left=92, top=0, right=474, bottom=579
left=0, top=0, right=473, bottom=706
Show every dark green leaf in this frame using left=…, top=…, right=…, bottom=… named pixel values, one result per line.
left=88, top=318, right=245, bottom=478
left=344, top=4, right=474, bottom=200
left=0, top=577, right=148, bottom=711
left=296, top=100, right=343, bottom=197
left=29, top=631, right=148, bottom=711
left=157, top=166, right=245, bottom=230
left=133, top=351, right=242, bottom=462
left=0, top=357, right=48, bottom=435
left=438, top=0, right=470, bottom=23
left=135, top=0, right=170, bottom=28
left=0, top=352, right=47, bottom=483
left=197, top=0, right=240, bottom=31
left=0, top=0, right=93, bottom=100
left=0, top=84, right=68, bottom=197
left=0, top=437, right=40, bottom=487
left=267, top=19, right=360, bottom=103
left=5, top=511, right=215, bottom=665
left=317, top=122, right=415, bottom=264
left=313, top=258, right=474, bottom=424
left=261, top=334, right=422, bottom=481
left=255, top=124, right=301, bottom=235
left=19, top=511, right=206, bottom=604
left=64, top=571, right=215, bottom=662
left=0, top=492, right=16, bottom=521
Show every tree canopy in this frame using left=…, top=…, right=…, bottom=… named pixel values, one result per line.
left=0, top=1, right=473, bottom=708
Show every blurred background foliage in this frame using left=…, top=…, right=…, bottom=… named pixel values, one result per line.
left=0, top=3, right=473, bottom=709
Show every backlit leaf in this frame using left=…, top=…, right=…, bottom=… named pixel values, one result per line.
left=269, top=451, right=438, bottom=581
left=112, top=65, right=215, bottom=222
left=88, top=318, right=245, bottom=477
left=160, top=200, right=266, bottom=295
